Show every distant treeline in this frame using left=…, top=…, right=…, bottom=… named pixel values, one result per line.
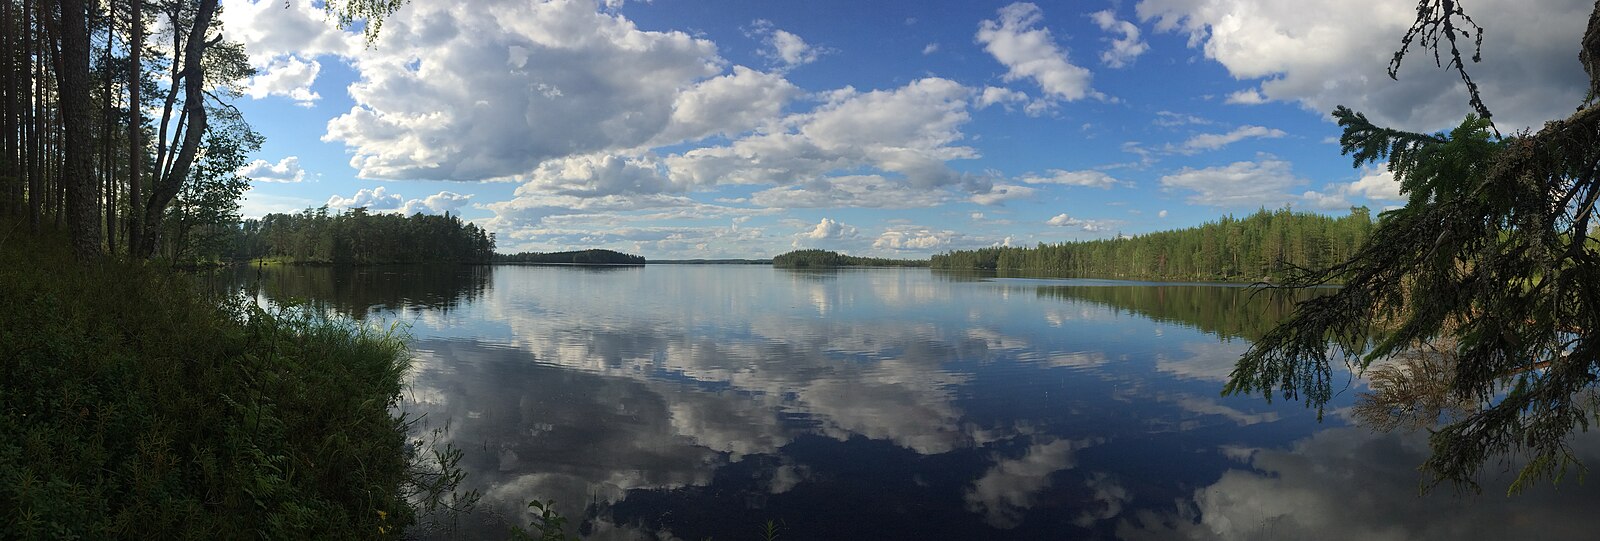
left=931, top=207, right=1375, bottom=282
left=772, top=249, right=930, bottom=268
left=495, top=249, right=645, bottom=265
left=235, top=207, right=496, bottom=264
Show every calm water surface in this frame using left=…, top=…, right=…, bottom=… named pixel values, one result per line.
left=231, top=264, right=1600, bottom=540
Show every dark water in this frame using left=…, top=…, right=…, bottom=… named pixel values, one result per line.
left=227, top=264, right=1600, bottom=540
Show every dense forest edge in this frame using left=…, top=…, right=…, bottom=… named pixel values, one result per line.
left=0, top=224, right=465, bottom=538
left=234, top=207, right=496, bottom=265
left=931, top=207, right=1375, bottom=282
left=495, top=248, right=645, bottom=265
left=772, top=249, right=929, bottom=268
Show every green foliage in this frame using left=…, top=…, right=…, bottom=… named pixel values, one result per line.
left=164, top=105, right=262, bottom=263
left=1227, top=107, right=1600, bottom=493
left=509, top=499, right=574, bottom=541
left=496, top=249, right=645, bottom=265
left=932, top=207, right=1374, bottom=282
left=771, top=249, right=928, bottom=268
left=0, top=224, right=443, bottom=538
left=236, top=206, right=496, bottom=265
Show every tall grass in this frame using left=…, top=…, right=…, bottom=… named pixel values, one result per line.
left=0, top=224, right=443, bottom=538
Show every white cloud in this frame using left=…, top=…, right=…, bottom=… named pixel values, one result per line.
left=1298, top=164, right=1407, bottom=210
left=400, top=191, right=474, bottom=215
left=748, top=20, right=827, bottom=69
left=1345, top=166, right=1403, bottom=201
left=1017, top=169, right=1121, bottom=188
left=977, top=3, right=1098, bottom=102
left=971, top=183, right=1037, bottom=206
left=1159, top=158, right=1307, bottom=207
left=977, top=86, right=1030, bottom=109
left=1179, top=125, right=1286, bottom=152
left=1153, top=111, right=1213, bottom=127
left=747, top=175, right=951, bottom=209
left=1158, top=209, right=1168, bottom=218
left=242, top=56, right=322, bottom=106
left=327, top=186, right=404, bottom=210
left=873, top=226, right=959, bottom=251
left=1137, top=0, right=1590, bottom=131
left=655, top=66, right=799, bottom=145
left=220, top=0, right=359, bottom=63
left=667, top=77, right=977, bottom=190
left=239, top=156, right=307, bottom=183
left=523, top=153, right=682, bottom=197
left=487, top=192, right=723, bottom=229
left=1045, top=213, right=1112, bottom=232
left=1090, top=10, right=1149, bottom=68
left=323, top=0, right=796, bottom=181
left=923, top=42, right=940, bottom=55
left=1223, top=89, right=1268, bottom=105
left=798, top=218, right=857, bottom=243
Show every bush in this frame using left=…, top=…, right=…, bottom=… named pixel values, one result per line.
left=0, top=226, right=423, bottom=539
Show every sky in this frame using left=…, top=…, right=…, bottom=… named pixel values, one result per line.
left=220, top=0, right=1592, bottom=259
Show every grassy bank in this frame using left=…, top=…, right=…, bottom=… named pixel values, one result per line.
left=0, top=225, right=423, bottom=538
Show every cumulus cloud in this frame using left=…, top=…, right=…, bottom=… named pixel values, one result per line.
left=1159, top=157, right=1307, bottom=207
left=977, top=3, right=1098, bottom=102
left=977, top=86, right=1029, bottom=109
left=801, top=218, right=856, bottom=240
left=401, top=191, right=475, bottom=215
left=1137, top=0, right=1590, bottom=131
left=327, top=186, right=404, bottom=210
left=1344, top=166, right=1403, bottom=201
left=1017, top=169, right=1121, bottom=188
left=239, top=156, right=307, bottom=183
left=1045, top=213, right=1112, bottom=232
left=323, top=0, right=797, bottom=181
left=747, top=175, right=952, bottom=209
left=522, top=154, right=681, bottom=197
left=1298, top=165, right=1406, bottom=210
left=242, top=56, right=322, bottom=106
left=220, top=0, right=361, bottom=105
left=1178, top=125, right=1287, bottom=153
left=747, top=19, right=827, bottom=69
left=922, top=43, right=940, bottom=55
left=667, top=77, right=977, bottom=190
left=873, top=226, right=959, bottom=251
left=1090, top=10, right=1149, bottom=68
left=971, top=183, right=1037, bottom=205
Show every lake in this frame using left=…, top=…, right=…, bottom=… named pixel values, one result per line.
left=225, top=264, right=1600, bottom=540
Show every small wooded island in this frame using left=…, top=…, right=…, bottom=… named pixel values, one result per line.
left=496, top=249, right=646, bottom=265
left=771, top=249, right=928, bottom=268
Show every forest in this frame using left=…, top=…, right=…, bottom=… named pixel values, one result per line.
left=931, top=207, right=1375, bottom=282
left=0, top=0, right=446, bottom=538
left=772, top=249, right=929, bottom=268
left=496, top=248, right=645, bottom=265
left=235, top=206, right=495, bottom=265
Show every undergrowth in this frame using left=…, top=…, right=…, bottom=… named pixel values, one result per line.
left=0, top=223, right=457, bottom=538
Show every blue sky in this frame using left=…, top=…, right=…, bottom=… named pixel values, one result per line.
left=220, top=0, right=1590, bottom=258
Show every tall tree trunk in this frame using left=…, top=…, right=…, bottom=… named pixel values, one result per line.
left=2, top=0, right=14, bottom=215
left=139, top=0, right=215, bottom=258
left=102, top=11, right=115, bottom=254
left=58, top=0, right=101, bottom=259
left=24, top=0, right=38, bottom=230
left=126, top=0, right=142, bottom=253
